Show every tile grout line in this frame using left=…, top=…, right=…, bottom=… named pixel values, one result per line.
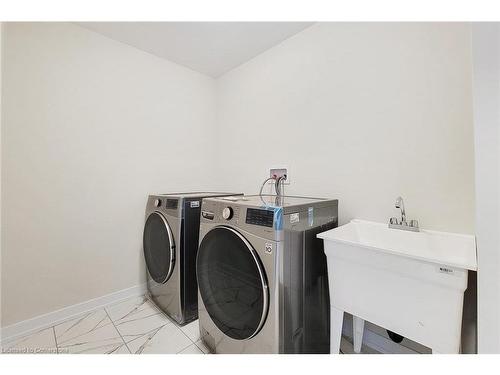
left=147, top=307, right=197, bottom=352
left=104, top=307, right=131, bottom=354
left=5, top=294, right=204, bottom=355
left=178, top=320, right=207, bottom=353
left=145, top=294, right=176, bottom=325
left=180, top=324, right=197, bottom=345
left=177, top=319, right=201, bottom=351
left=144, top=294, right=193, bottom=337
left=4, top=291, right=146, bottom=346
left=144, top=293, right=201, bottom=353
left=3, top=295, right=150, bottom=354
left=110, top=294, right=172, bottom=354
left=114, top=294, right=200, bottom=354
left=194, top=340, right=209, bottom=354
left=52, top=326, right=59, bottom=354
left=176, top=339, right=196, bottom=354
left=184, top=323, right=208, bottom=354
left=189, top=337, right=205, bottom=354
left=195, top=338, right=210, bottom=354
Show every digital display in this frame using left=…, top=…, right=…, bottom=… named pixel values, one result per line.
left=165, top=199, right=178, bottom=209
left=245, top=208, right=274, bottom=227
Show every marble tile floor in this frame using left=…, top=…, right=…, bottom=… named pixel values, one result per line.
left=1, top=294, right=377, bottom=354
left=1, top=295, right=206, bottom=354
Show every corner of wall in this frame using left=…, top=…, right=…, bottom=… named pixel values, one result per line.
left=0, top=20, right=4, bottom=331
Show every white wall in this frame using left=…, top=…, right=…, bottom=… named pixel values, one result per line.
left=472, top=23, right=500, bottom=354
left=1, top=23, right=216, bottom=326
left=0, top=22, right=3, bottom=331
left=216, top=23, right=475, bottom=234
left=1, top=22, right=478, bottom=341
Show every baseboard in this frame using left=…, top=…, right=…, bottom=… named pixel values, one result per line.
left=1, top=283, right=148, bottom=344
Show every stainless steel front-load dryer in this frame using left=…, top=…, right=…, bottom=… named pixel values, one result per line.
left=197, top=195, right=338, bottom=353
left=143, top=192, right=241, bottom=325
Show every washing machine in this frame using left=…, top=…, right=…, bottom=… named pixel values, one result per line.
left=143, top=192, right=241, bottom=325
left=196, top=194, right=338, bottom=353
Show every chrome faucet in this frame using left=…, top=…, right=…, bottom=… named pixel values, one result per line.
left=389, top=196, right=419, bottom=232
left=395, top=196, right=406, bottom=224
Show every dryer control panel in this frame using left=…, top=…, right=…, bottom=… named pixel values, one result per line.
left=245, top=208, right=274, bottom=228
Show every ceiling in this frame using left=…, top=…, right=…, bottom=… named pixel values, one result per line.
left=77, top=22, right=314, bottom=77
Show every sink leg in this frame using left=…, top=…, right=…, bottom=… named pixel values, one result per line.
left=353, top=316, right=365, bottom=354
left=330, top=307, right=344, bottom=354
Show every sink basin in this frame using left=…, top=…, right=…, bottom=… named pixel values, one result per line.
left=318, top=219, right=477, bottom=354
left=319, top=219, right=477, bottom=271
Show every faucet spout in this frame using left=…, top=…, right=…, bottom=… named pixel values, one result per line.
left=395, top=196, right=406, bottom=224
left=389, top=196, right=419, bottom=232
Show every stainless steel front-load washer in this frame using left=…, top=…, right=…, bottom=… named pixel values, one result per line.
left=143, top=192, right=241, bottom=325
left=196, top=195, right=338, bottom=353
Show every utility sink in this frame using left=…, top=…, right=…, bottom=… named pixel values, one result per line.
left=318, top=219, right=477, bottom=354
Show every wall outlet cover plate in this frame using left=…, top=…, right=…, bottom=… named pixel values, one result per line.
left=269, top=168, right=289, bottom=184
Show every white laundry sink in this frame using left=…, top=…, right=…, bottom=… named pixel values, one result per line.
left=318, top=219, right=477, bottom=354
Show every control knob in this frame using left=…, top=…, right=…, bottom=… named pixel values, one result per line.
left=222, top=207, right=233, bottom=220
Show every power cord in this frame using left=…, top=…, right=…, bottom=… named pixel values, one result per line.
left=259, top=175, right=287, bottom=197
left=274, top=175, right=287, bottom=196
left=259, top=174, right=288, bottom=206
left=259, top=177, right=276, bottom=197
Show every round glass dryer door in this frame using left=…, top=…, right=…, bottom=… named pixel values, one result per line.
left=143, top=212, right=175, bottom=284
left=197, top=226, right=269, bottom=340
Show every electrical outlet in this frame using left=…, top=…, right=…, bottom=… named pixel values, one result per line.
left=269, top=168, right=289, bottom=184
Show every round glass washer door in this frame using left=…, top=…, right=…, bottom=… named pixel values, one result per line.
left=196, top=226, right=269, bottom=340
left=143, top=211, right=175, bottom=284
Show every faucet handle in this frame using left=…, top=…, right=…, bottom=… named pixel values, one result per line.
left=389, top=217, right=400, bottom=225
left=409, top=219, right=419, bottom=228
